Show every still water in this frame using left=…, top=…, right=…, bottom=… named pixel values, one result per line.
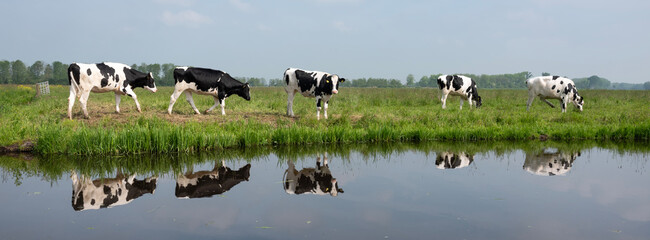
left=1, top=142, right=649, bottom=240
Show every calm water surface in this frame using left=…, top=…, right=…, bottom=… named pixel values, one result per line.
left=1, top=143, right=649, bottom=240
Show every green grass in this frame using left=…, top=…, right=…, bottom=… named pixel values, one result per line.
left=1, top=84, right=649, bottom=155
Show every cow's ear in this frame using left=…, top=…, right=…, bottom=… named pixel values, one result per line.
left=339, top=78, right=346, bottom=83
left=148, top=72, right=153, bottom=79
left=244, top=83, right=249, bottom=88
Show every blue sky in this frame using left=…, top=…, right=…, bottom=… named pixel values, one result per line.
left=1, top=0, right=649, bottom=83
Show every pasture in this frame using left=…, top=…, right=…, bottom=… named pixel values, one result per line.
left=0, top=84, right=648, bottom=154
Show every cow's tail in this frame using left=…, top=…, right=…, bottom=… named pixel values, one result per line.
left=68, top=64, right=81, bottom=98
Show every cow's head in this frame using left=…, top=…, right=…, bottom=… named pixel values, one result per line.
left=236, top=83, right=251, bottom=101
left=322, top=75, right=344, bottom=95
left=566, top=84, right=583, bottom=112
left=574, top=94, right=584, bottom=112
left=474, top=95, right=482, bottom=108
left=144, top=72, right=157, bottom=93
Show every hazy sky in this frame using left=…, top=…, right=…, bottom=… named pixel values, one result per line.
left=2, top=0, right=649, bottom=83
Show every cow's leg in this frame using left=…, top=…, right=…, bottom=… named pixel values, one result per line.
left=526, top=93, right=536, bottom=111
left=324, top=101, right=329, bottom=119
left=206, top=96, right=219, bottom=113
left=67, top=86, right=77, bottom=119
left=286, top=89, right=295, bottom=117
left=220, top=98, right=226, bottom=115
left=79, top=90, right=91, bottom=119
left=115, top=94, right=122, bottom=113
left=540, top=97, right=556, bottom=108
left=184, top=92, right=201, bottom=115
left=124, top=88, right=142, bottom=112
left=316, top=98, right=322, bottom=120
left=441, top=92, right=448, bottom=109
left=168, top=89, right=184, bottom=114
left=561, top=96, right=568, bottom=113
left=459, top=98, right=464, bottom=110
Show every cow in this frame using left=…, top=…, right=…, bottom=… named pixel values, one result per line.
left=435, top=152, right=474, bottom=169
left=523, top=148, right=580, bottom=176
left=526, top=76, right=584, bottom=113
left=71, top=171, right=157, bottom=211
left=284, top=68, right=346, bottom=120
left=437, top=74, right=482, bottom=109
left=67, top=62, right=157, bottom=119
left=283, top=153, right=344, bottom=197
left=168, top=67, right=250, bottom=115
left=175, top=161, right=251, bottom=198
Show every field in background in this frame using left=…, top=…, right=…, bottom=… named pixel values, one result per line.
left=1, top=85, right=648, bottom=154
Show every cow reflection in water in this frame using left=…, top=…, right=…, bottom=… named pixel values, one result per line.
left=524, top=148, right=580, bottom=176
left=436, top=152, right=474, bottom=169
left=175, top=161, right=251, bottom=198
left=283, top=154, right=344, bottom=197
left=71, top=171, right=157, bottom=211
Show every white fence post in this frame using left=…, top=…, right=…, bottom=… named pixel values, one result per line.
left=36, top=81, right=50, bottom=96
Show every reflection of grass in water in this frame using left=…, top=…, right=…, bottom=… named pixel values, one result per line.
left=1, top=86, right=649, bottom=154
left=1, top=141, right=648, bottom=184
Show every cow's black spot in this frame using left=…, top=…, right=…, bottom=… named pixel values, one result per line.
left=86, top=69, right=91, bottom=76
left=116, top=74, right=120, bottom=83
left=317, top=98, right=322, bottom=107
left=549, top=172, right=556, bottom=176
left=452, top=75, right=464, bottom=91
left=548, top=163, right=553, bottom=168
left=552, top=76, right=560, bottom=80
left=96, top=63, right=115, bottom=88
left=437, top=77, right=444, bottom=90
left=560, top=81, right=563, bottom=84
left=118, top=188, right=122, bottom=196
left=91, top=199, right=95, bottom=205
left=552, top=85, right=556, bottom=90
left=557, top=90, right=560, bottom=93
left=103, top=185, right=111, bottom=194
left=296, top=69, right=318, bottom=94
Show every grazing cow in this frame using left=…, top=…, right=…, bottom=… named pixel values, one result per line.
left=67, top=62, right=157, bottom=119
left=526, top=76, right=584, bottom=113
left=71, top=171, right=157, bottom=211
left=168, top=67, right=250, bottom=115
left=283, top=154, right=344, bottom=197
left=175, top=161, right=251, bottom=198
left=437, top=75, right=482, bottom=109
left=284, top=68, right=346, bottom=120
left=523, top=148, right=580, bottom=176
left=435, top=152, right=474, bottom=169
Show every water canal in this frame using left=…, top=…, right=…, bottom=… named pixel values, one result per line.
left=1, top=142, right=649, bottom=239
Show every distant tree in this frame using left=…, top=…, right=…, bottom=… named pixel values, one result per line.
left=542, top=72, right=551, bottom=76
left=52, top=61, right=69, bottom=85
left=11, top=60, right=28, bottom=84
left=0, top=60, right=10, bottom=84
left=406, top=74, right=415, bottom=86
left=161, top=63, right=177, bottom=86
left=29, top=61, right=45, bottom=83
left=644, top=81, right=650, bottom=90
left=43, top=64, right=53, bottom=82
left=268, top=78, right=284, bottom=86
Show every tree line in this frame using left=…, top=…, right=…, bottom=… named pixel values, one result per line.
left=2, top=60, right=649, bottom=90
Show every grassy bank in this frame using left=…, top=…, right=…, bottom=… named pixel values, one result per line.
left=1, top=85, right=649, bottom=154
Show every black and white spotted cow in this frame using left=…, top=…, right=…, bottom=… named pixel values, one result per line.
left=284, top=68, right=346, bottom=120
left=435, top=152, right=474, bottom=169
left=437, top=75, right=482, bottom=109
left=175, top=161, right=251, bottom=198
left=168, top=67, right=250, bottom=115
left=523, top=148, right=580, bottom=176
left=71, top=171, right=157, bottom=211
left=526, top=76, right=584, bottom=113
left=283, top=154, right=344, bottom=197
left=67, top=62, right=157, bottom=119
